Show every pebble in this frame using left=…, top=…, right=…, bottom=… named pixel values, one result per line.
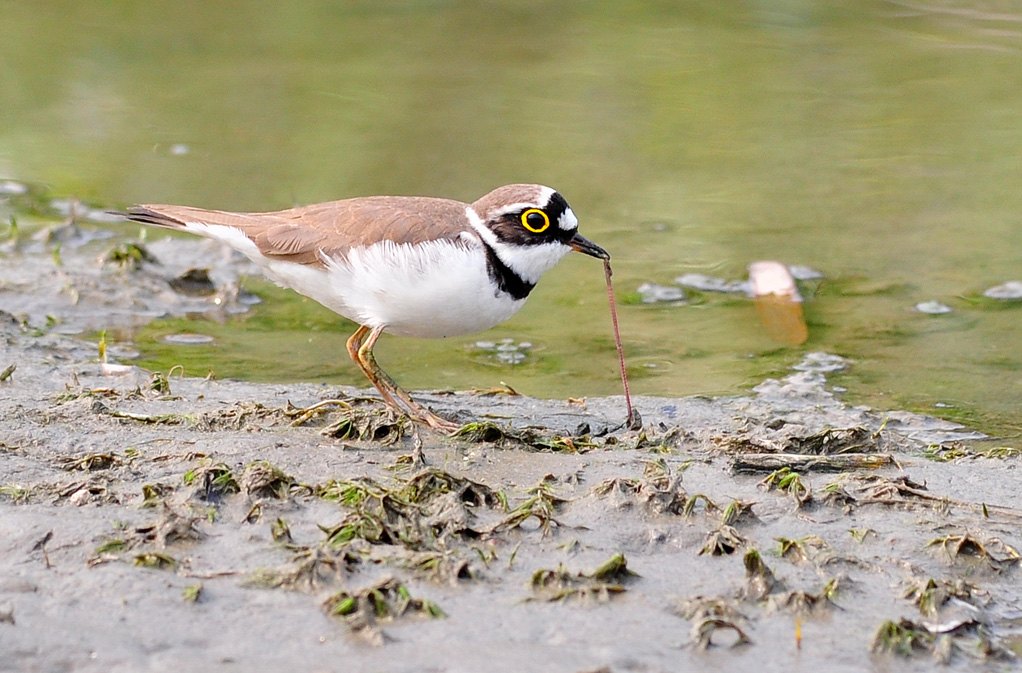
left=0, top=180, right=29, bottom=195
left=915, top=301, right=952, bottom=314
left=674, top=273, right=751, bottom=295
left=160, top=333, right=215, bottom=345
left=68, top=487, right=92, bottom=506
left=788, top=265, right=824, bottom=280
left=791, top=352, right=848, bottom=373
left=473, top=338, right=530, bottom=365
left=636, top=282, right=685, bottom=304
left=983, top=281, right=1022, bottom=300
left=101, top=362, right=135, bottom=377
left=237, top=291, right=263, bottom=306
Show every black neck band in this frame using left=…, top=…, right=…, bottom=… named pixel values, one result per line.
left=481, top=242, right=534, bottom=301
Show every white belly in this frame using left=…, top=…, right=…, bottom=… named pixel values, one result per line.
left=261, top=239, right=525, bottom=338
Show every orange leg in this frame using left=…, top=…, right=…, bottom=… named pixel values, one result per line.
left=346, top=325, right=458, bottom=432
left=346, top=325, right=401, bottom=411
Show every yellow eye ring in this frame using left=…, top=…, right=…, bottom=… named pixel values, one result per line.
left=521, top=208, right=550, bottom=233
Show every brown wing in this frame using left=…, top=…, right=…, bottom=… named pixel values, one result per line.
left=125, top=196, right=476, bottom=267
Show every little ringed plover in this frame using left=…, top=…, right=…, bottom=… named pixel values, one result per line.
left=125, top=184, right=609, bottom=430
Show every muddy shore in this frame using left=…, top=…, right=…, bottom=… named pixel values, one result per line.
left=1, top=228, right=1020, bottom=672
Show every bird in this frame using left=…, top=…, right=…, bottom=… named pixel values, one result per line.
left=124, top=184, right=609, bottom=431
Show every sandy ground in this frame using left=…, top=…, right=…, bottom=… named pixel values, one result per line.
left=1, top=225, right=1021, bottom=673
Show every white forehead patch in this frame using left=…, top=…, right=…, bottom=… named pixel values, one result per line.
left=490, top=202, right=538, bottom=218
left=535, top=185, right=556, bottom=205
left=558, top=207, right=578, bottom=231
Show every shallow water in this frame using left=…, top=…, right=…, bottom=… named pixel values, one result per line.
left=2, top=0, right=1021, bottom=437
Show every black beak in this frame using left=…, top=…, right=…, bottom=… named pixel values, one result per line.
left=569, top=232, right=610, bottom=260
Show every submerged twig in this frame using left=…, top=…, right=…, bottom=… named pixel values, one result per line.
left=732, top=453, right=893, bottom=474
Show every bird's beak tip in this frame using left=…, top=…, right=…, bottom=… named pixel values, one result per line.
left=569, top=232, right=610, bottom=260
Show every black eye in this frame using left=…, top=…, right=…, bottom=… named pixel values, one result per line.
left=521, top=209, right=550, bottom=233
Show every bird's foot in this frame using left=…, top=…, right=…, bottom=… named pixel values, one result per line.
left=373, top=395, right=460, bottom=433
left=414, top=408, right=461, bottom=434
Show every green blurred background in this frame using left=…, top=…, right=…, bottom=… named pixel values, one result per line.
left=1, top=0, right=1020, bottom=436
